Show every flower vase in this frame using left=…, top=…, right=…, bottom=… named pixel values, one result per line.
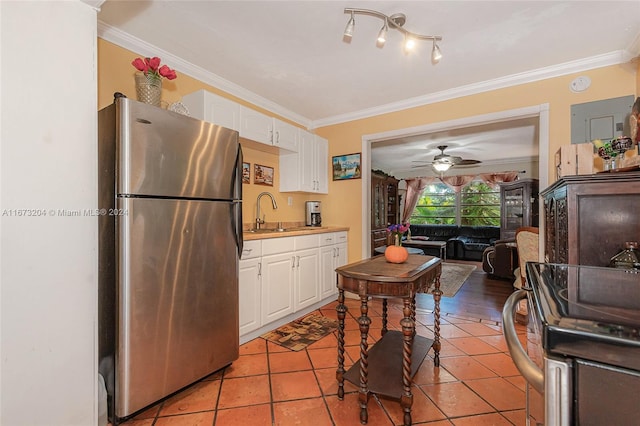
left=134, top=73, right=162, bottom=106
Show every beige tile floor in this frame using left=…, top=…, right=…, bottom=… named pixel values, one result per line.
left=115, top=297, right=528, bottom=426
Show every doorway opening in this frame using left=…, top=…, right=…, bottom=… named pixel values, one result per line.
left=360, top=104, right=550, bottom=258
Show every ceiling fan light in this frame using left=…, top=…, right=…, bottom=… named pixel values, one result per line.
left=343, top=13, right=355, bottom=39
left=431, top=41, right=442, bottom=64
left=433, top=162, right=452, bottom=172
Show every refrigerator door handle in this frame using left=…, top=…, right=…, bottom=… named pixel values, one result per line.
left=233, top=144, right=244, bottom=257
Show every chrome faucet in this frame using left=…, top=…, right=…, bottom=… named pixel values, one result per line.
left=256, top=192, right=277, bottom=230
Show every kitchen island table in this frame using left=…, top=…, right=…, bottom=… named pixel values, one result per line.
left=335, top=254, right=442, bottom=426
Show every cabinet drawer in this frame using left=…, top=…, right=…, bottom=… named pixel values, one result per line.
left=318, top=233, right=336, bottom=247
left=295, top=234, right=320, bottom=250
left=240, top=240, right=261, bottom=260
left=262, top=236, right=295, bottom=255
left=333, top=231, right=347, bottom=244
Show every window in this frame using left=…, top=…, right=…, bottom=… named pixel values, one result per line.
left=410, top=180, right=500, bottom=226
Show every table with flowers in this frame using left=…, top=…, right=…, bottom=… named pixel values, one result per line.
left=335, top=254, right=442, bottom=426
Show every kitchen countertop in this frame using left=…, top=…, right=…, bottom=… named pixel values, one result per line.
left=243, top=226, right=349, bottom=241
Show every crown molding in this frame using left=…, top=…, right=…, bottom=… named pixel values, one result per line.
left=97, top=21, right=312, bottom=129
left=81, top=0, right=106, bottom=11
left=312, top=50, right=629, bottom=129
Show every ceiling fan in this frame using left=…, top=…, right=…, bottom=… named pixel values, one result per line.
left=412, top=145, right=482, bottom=171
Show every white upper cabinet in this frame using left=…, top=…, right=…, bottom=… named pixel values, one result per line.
left=181, top=90, right=240, bottom=132
left=239, top=105, right=273, bottom=145
left=272, top=119, right=299, bottom=152
left=280, top=130, right=328, bottom=193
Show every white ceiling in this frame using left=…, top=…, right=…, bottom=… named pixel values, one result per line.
left=97, top=1, right=640, bottom=177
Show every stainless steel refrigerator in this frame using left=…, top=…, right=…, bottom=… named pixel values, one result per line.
left=98, top=98, right=243, bottom=421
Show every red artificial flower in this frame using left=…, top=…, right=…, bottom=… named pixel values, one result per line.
left=131, top=56, right=177, bottom=81
left=131, top=57, right=147, bottom=73
left=146, top=57, right=161, bottom=71
left=158, top=65, right=177, bottom=80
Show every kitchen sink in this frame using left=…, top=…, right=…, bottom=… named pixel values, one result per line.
left=245, top=228, right=289, bottom=233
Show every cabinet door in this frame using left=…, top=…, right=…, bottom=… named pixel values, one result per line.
left=298, top=130, right=316, bottom=192
left=239, top=258, right=261, bottom=336
left=240, top=106, right=273, bottom=146
left=261, top=252, right=294, bottom=324
left=181, top=90, right=240, bottom=131
left=294, top=248, right=320, bottom=311
left=319, top=245, right=336, bottom=299
left=273, top=120, right=299, bottom=152
left=314, top=135, right=328, bottom=194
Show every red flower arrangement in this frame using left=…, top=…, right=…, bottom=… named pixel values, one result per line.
left=132, top=57, right=177, bottom=81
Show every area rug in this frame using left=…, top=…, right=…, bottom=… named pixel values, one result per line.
left=429, top=263, right=476, bottom=298
left=261, top=313, right=338, bottom=351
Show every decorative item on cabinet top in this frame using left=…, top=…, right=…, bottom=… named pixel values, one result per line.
left=131, top=56, right=177, bottom=107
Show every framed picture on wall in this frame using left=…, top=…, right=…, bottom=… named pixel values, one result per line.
left=254, top=164, right=274, bottom=186
left=242, top=162, right=250, bottom=184
left=332, top=152, right=362, bottom=180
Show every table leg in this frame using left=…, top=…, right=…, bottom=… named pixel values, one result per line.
left=400, top=298, right=414, bottom=426
left=381, top=298, right=388, bottom=336
left=432, top=273, right=442, bottom=367
left=358, top=294, right=371, bottom=424
left=441, top=245, right=446, bottom=261
left=336, top=289, right=347, bottom=400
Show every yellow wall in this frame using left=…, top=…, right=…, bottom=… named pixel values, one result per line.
left=99, top=39, right=637, bottom=263
left=98, top=39, right=318, bottom=226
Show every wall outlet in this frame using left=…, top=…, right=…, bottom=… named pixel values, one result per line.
left=287, top=196, right=293, bottom=206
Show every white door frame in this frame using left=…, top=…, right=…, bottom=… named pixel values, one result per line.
left=360, top=104, right=550, bottom=259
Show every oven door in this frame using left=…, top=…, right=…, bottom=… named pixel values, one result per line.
left=503, top=290, right=572, bottom=426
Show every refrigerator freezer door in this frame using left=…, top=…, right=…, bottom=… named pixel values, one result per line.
left=116, top=197, right=239, bottom=418
left=117, top=98, right=239, bottom=200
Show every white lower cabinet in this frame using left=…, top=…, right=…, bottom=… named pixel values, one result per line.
left=261, top=237, right=295, bottom=324
left=293, top=235, right=320, bottom=311
left=320, top=232, right=348, bottom=299
left=240, top=231, right=348, bottom=341
left=239, top=241, right=262, bottom=336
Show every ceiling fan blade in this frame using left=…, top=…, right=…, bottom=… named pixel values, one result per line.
left=457, top=159, right=482, bottom=165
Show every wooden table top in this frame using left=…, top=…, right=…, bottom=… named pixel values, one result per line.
left=335, top=254, right=441, bottom=284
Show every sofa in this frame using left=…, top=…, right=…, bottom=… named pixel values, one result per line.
left=409, top=224, right=500, bottom=261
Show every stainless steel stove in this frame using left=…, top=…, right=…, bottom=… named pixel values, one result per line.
left=503, top=263, right=640, bottom=426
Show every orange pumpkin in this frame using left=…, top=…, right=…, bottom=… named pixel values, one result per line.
left=385, top=245, right=409, bottom=263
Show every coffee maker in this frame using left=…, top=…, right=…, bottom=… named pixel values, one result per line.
left=305, top=201, right=322, bottom=227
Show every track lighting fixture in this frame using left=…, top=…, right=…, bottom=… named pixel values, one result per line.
left=343, top=8, right=442, bottom=63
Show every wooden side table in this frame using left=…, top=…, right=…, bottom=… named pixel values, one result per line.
left=335, top=255, right=442, bottom=426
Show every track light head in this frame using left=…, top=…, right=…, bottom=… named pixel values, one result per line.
left=431, top=41, right=442, bottom=64
left=343, top=12, right=355, bottom=40
left=376, top=20, right=388, bottom=46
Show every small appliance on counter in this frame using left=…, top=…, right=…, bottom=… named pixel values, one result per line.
left=305, top=201, right=322, bottom=226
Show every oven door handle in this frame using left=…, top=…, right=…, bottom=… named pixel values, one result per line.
left=502, top=289, right=544, bottom=393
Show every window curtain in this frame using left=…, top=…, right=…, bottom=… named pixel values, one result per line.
left=479, top=171, right=520, bottom=186
left=402, top=177, right=436, bottom=223
left=440, top=174, right=476, bottom=193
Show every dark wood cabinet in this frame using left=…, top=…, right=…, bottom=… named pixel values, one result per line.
left=371, top=172, right=399, bottom=256
left=500, top=179, right=539, bottom=240
left=540, top=172, right=640, bottom=266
